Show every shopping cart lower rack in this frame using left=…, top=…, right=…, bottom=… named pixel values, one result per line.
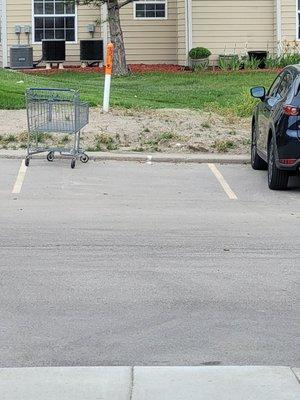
left=25, top=88, right=90, bottom=169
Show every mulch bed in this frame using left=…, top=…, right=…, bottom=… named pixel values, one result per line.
left=20, top=64, right=282, bottom=75
left=21, top=64, right=187, bottom=75
left=129, top=64, right=186, bottom=73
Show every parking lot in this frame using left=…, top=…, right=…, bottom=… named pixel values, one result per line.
left=0, top=158, right=299, bottom=368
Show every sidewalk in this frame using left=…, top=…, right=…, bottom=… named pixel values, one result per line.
left=0, top=366, right=299, bottom=400
left=0, top=150, right=250, bottom=164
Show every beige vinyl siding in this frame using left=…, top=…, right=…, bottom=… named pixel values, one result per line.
left=120, top=0, right=178, bottom=64
left=192, top=0, right=275, bottom=62
left=273, top=0, right=278, bottom=55
left=0, top=0, right=4, bottom=67
left=5, top=0, right=101, bottom=66
left=3, top=0, right=299, bottom=68
left=177, top=0, right=187, bottom=65
left=281, top=0, right=297, bottom=41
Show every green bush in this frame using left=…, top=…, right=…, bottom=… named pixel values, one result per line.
left=243, top=57, right=261, bottom=70
left=219, top=55, right=240, bottom=71
left=189, top=47, right=211, bottom=59
left=265, top=55, right=280, bottom=69
left=265, top=49, right=300, bottom=69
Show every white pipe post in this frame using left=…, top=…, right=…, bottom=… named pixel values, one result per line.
left=103, top=74, right=111, bottom=113
left=103, top=43, right=114, bottom=113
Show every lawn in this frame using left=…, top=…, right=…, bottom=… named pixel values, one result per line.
left=0, top=69, right=277, bottom=116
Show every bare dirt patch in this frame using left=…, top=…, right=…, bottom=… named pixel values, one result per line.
left=0, top=108, right=250, bottom=154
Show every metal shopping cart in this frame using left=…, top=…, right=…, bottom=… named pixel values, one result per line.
left=25, top=88, right=89, bottom=169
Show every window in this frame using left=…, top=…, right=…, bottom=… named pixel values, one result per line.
left=277, top=72, right=294, bottom=98
left=268, top=74, right=283, bottom=97
left=134, top=0, right=167, bottom=19
left=33, top=0, right=76, bottom=43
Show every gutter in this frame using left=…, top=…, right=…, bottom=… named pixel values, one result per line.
left=1, top=0, right=8, bottom=67
left=185, top=0, right=193, bottom=65
left=276, top=0, right=282, bottom=54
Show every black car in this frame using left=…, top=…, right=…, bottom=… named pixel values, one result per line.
left=250, top=65, right=300, bottom=190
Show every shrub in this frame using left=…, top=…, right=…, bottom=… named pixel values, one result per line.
left=265, top=55, right=280, bottom=69
left=243, top=57, right=261, bottom=70
left=189, top=47, right=211, bottom=59
left=219, top=55, right=241, bottom=71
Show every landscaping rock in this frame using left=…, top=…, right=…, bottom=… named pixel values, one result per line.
left=187, top=141, right=209, bottom=152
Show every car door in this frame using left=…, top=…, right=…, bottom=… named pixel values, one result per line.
left=258, top=70, right=295, bottom=156
left=257, top=73, right=283, bottom=154
left=272, top=70, right=295, bottom=135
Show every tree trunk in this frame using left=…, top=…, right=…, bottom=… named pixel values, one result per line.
left=107, top=1, right=129, bottom=75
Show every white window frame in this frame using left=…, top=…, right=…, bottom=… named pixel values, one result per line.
left=32, top=0, right=78, bottom=45
left=134, top=0, right=168, bottom=21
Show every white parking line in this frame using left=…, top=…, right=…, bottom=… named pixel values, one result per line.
left=12, top=160, right=27, bottom=194
left=207, top=163, right=238, bottom=200
left=146, top=155, right=153, bottom=165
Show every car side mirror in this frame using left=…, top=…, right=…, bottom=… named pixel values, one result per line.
left=250, top=86, right=266, bottom=100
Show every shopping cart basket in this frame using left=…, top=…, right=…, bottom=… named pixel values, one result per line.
left=25, top=88, right=89, bottom=169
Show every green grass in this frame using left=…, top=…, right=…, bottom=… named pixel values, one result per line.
left=0, top=69, right=277, bottom=116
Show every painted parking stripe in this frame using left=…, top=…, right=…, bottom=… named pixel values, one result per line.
left=207, top=163, right=238, bottom=200
left=146, top=155, right=153, bottom=165
left=12, top=160, right=27, bottom=194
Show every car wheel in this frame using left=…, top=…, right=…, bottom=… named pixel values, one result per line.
left=268, top=138, right=289, bottom=190
left=251, top=122, right=267, bottom=170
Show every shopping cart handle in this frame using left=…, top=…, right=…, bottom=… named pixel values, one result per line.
left=27, top=88, right=77, bottom=93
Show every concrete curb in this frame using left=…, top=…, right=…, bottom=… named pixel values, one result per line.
left=0, top=150, right=250, bottom=164
left=292, top=368, right=300, bottom=382
left=0, top=366, right=298, bottom=400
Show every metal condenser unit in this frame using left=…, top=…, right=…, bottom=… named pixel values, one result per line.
left=10, top=45, right=34, bottom=69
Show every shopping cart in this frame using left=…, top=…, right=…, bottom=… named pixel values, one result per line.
left=25, top=88, right=89, bottom=169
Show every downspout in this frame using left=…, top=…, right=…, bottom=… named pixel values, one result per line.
left=185, top=0, right=193, bottom=65
left=1, top=0, right=8, bottom=67
left=276, top=0, right=282, bottom=54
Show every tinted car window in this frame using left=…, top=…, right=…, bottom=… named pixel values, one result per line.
left=277, top=72, right=294, bottom=98
left=268, top=75, right=282, bottom=97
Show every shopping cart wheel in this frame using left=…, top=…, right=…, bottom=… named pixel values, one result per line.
left=80, top=154, right=89, bottom=164
left=25, top=157, right=30, bottom=167
left=47, top=152, right=55, bottom=162
left=71, top=159, right=76, bottom=169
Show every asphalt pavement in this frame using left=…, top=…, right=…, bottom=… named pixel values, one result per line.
left=0, top=158, right=299, bottom=368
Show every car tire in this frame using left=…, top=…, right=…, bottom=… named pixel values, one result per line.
left=268, top=138, right=289, bottom=190
left=251, top=122, right=267, bottom=170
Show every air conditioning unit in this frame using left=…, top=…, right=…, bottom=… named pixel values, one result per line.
left=80, top=40, right=104, bottom=63
left=42, top=40, right=66, bottom=62
left=10, top=45, right=33, bottom=69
